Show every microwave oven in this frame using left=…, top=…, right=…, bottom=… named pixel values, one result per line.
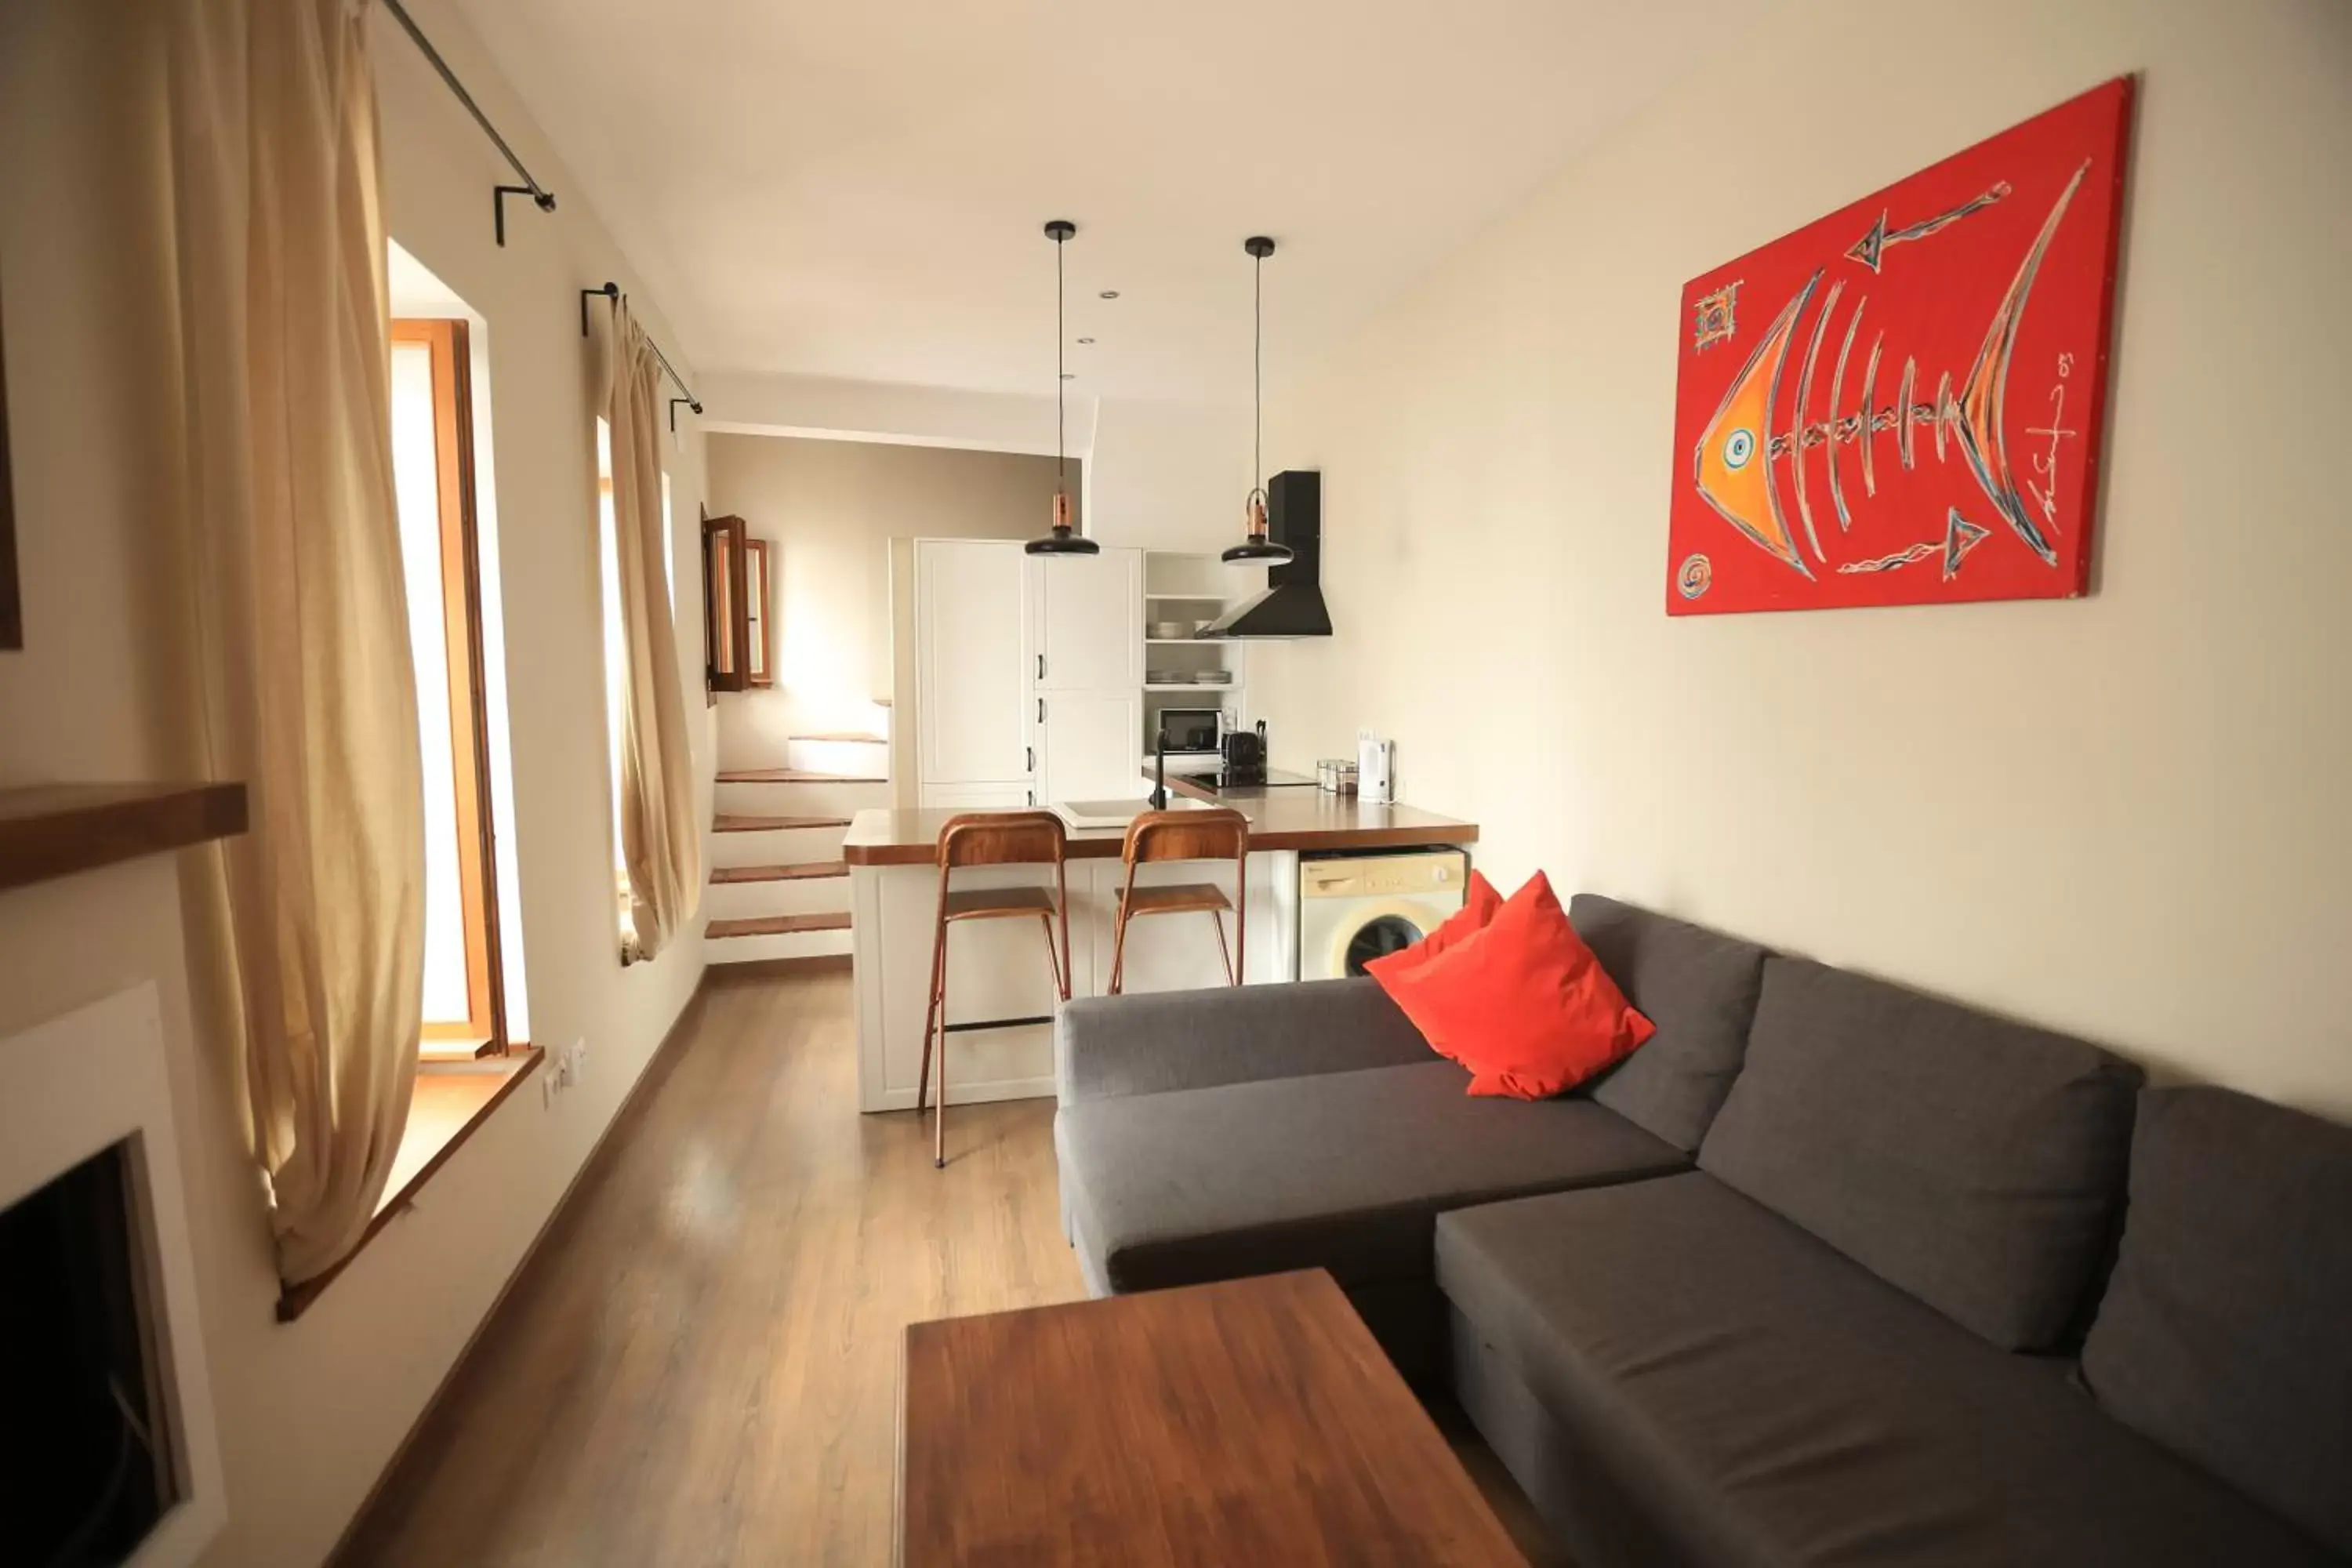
left=1156, top=707, right=1225, bottom=755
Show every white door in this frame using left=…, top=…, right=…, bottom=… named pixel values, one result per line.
left=916, top=539, right=1032, bottom=785
left=1030, top=549, right=1142, bottom=691
left=1036, top=690, right=1145, bottom=805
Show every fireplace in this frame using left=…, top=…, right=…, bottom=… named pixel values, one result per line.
left=1, top=985, right=223, bottom=1566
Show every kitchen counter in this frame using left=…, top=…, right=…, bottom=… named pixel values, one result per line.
left=840, top=791, right=1475, bottom=866
left=842, top=789, right=1477, bottom=1114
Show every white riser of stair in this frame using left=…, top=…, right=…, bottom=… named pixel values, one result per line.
left=705, top=875, right=849, bottom=922
left=705, top=925, right=855, bottom=965
left=715, top=779, right=890, bottom=818
left=786, top=736, right=889, bottom=776
left=710, top=823, right=848, bottom=870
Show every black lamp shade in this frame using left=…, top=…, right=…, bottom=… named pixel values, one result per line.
left=1027, top=489, right=1098, bottom=555
left=1220, top=539, right=1292, bottom=564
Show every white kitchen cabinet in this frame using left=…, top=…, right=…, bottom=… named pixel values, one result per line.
left=1033, top=689, right=1145, bottom=804
left=918, top=781, right=1037, bottom=810
left=1030, top=550, right=1142, bottom=691
left=916, top=539, right=1031, bottom=786
left=913, top=539, right=1142, bottom=810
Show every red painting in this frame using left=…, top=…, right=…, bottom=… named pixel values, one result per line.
left=1667, top=79, right=2133, bottom=615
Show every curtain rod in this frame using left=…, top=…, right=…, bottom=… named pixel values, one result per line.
left=580, top=283, right=703, bottom=430
left=379, top=0, right=557, bottom=246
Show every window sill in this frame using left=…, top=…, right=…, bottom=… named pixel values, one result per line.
left=419, top=1032, right=496, bottom=1064
left=277, top=1047, right=543, bottom=1322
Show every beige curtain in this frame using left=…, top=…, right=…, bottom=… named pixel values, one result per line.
left=167, top=0, right=425, bottom=1284
left=601, top=299, right=702, bottom=958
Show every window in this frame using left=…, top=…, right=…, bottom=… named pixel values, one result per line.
left=390, top=318, right=509, bottom=1056
left=596, top=422, right=675, bottom=960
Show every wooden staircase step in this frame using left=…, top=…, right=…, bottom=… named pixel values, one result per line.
left=713, top=813, right=851, bottom=833
left=790, top=731, right=887, bottom=744
left=716, top=768, right=884, bottom=784
left=712, top=861, right=847, bottom=884
left=708, top=911, right=852, bottom=940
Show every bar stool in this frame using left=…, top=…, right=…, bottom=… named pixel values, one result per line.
left=1107, top=808, right=1250, bottom=996
left=917, top=811, right=1071, bottom=1168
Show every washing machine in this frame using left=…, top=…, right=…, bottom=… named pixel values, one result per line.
left=1296, top=848, right=1471, bottom=980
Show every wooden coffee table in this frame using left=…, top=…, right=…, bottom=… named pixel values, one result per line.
left=898, top=1269, right=1526, bottom=1565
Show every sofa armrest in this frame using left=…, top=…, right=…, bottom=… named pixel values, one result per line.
left=1055, top=976, right=1433, bottom=1106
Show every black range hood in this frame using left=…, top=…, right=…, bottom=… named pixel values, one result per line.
left=1199, top=470, right=1331, bottom=639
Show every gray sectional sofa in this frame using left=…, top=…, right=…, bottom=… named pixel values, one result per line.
left=1054, top=893, right=2350, bottom=1566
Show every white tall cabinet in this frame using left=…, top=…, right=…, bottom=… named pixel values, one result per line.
left=913, top=539, right=1141, bottom=809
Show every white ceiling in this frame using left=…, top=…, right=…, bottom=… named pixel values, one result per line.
left=453, top=0, right=1751, bottom=403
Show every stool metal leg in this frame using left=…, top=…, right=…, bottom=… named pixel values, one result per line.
left=1040, top=913, right=1065, bottom=1000
left=933, top=941, right=949, bottom=1169
left=916, top=929, right=942, bottom=1114
left=1210, top=910, right=1235, bottom=986
left=1108, top=905, right=1131, bottom=996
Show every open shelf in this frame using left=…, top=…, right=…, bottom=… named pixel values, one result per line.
left=1142, top=549, right=1248, bottom=759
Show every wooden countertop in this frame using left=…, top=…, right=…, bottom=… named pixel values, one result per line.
left=841, top=790, right=1476, bottom=867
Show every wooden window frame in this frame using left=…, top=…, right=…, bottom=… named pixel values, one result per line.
left=392, top=319, right=510, bottom=1060
left=702, top=513, right=750, bottom=692
left=743, top=536, right=773, bottom=688
left=0, top=271, right=20, bottom=652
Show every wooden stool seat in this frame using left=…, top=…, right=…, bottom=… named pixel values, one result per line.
left=1115, top=882, right=1232, bottom=916
left=920, top=811, right=1071, bottom=1169
left=943, top=886, right=1060, bottom=920
left=1109, top=808, right=1250, bottom=995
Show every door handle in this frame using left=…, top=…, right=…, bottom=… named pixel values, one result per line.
left=1037, top=698, right=1044, bottom=723
left=1026, top=746, right=1034, bottom=771
left=1036, top=653, right=1044, bottom=680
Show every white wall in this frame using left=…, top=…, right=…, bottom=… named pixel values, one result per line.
left=1085, top=396, right=1255, bottom=553
left=1258, top=0, right=2352, bottom=1119
left=704, top=433, right=1073, bottom=768
left=0, top=1, right=717, bottom=1563
left=704, top=368, right=1077, bottom=456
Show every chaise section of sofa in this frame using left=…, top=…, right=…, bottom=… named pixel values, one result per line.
left=1052, top=898, right=1772, bottom=1380
left=1439, top=953, right=2341, bottom=1566
left=1438, top=1173, right=2336, bottom=1567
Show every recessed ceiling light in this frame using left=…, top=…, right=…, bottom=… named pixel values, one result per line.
left=1098, top=289, right=1120, bottom=299
left=1076, top=336, right=1095, bottom=344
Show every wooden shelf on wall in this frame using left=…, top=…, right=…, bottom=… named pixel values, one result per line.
left=0, top=782, right=249, bottom=895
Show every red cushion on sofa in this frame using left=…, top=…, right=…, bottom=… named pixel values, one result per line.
left=1365, top=869, right=1504, bottom=982
left=1369, top=872, right=1656, bottom=1098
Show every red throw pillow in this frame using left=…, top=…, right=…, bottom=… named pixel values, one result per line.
left=1368, top=872, right=1656, bottom=1098
left=1364, top=869, right=1504, bottom=982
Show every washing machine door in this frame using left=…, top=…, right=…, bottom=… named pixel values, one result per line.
left=1327, top=898, right=1451, bottom=978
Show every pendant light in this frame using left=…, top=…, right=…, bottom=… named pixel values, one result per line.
left=1026, top=219, right=1099, bottom=556
left=1223, top=234, right=1293, bottom=564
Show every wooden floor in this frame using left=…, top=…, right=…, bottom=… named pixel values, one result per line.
left=338, top=967, right=1561, bottom=1566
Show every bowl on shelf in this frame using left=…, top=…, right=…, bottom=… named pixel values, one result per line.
left=1147, top=621, right=1197, bottom=640
left=1146, top=670, right=1192, bottom=684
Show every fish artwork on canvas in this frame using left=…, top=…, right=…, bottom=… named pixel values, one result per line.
left=1667, top=78, right=2134, bottom=615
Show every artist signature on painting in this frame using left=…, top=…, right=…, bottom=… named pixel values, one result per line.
left=2024, top=352, right=2077, bottom=525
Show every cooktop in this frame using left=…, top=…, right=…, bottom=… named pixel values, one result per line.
left=1181, top=766, right=1321, bottom=793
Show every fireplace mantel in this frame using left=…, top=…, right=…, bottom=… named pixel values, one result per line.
left=0, top=782, right=248, bottom=894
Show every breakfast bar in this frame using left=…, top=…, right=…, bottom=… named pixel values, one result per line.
left=842, top=785, right=1476, bottom=1112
